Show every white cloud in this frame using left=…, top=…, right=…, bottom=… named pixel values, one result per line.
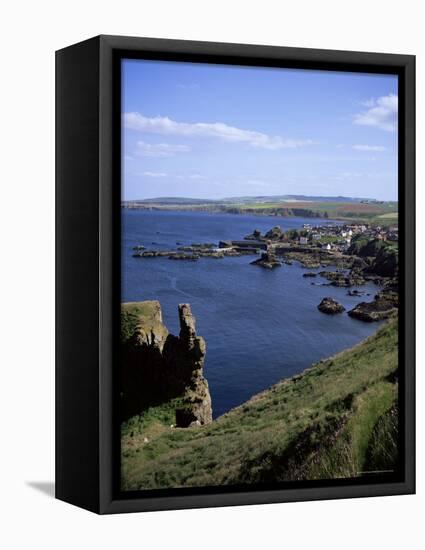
left=352, top=144, right=386, bottom=152
left=188, top=174, right=207, bottom=180
left=353, top=94, right=398, bottom=132
left=124, top=112, right=313, bottom=150
left=142, top=171, right=167, bottom=178
left=135, top=141, right=191, bottom=158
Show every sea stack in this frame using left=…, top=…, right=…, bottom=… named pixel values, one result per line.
left=120, top=301, right=212, bottom=426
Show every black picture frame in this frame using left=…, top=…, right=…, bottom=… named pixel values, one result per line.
left=56, top=35, right=415, bottom=514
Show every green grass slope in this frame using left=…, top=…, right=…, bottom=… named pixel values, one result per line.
left=121, top=318, right=398, bottom=490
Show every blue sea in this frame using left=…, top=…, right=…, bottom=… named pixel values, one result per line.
left=122, top=209, right=381, bottom=418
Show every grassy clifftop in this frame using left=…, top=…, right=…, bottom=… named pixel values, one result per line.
left=122, top=318, right=398, bottom=490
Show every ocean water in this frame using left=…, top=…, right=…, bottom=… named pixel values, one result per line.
left=122, top=209, right=382, bottom=418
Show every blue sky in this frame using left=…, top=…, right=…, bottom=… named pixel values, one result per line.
left=122, top=59, right=398, bottom=201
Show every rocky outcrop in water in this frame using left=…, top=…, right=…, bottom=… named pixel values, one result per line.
left=348, top=291, right=398, bottom=322
left=319, top=269, right=366, bottom=287
left=347, top=289, right=368, bottom=297
left=121, top=301, right=212, bottom=426
left=244, top=229, right=263, bottom=241
left=250, top=250, right=281, bottom=269
left=317, top=297, right=345, bottom=314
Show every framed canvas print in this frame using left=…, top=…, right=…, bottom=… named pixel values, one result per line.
left=56, top=35, right=415, bottom=514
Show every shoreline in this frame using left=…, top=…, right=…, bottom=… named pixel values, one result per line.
left=121, top=316, right=398, bottom=490
left=215, top=318, right=384, bottom=420
left=123, top=210, right=399, bottom=421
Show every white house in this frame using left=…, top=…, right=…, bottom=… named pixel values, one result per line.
left=299, top=236, right=308, bottom=245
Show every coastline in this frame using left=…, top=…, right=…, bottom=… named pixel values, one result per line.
left=120, top=206, right=399, bottom=489
left=124, top=209, right=398, bottom=415
left=121, top=317, right=398, bottom=490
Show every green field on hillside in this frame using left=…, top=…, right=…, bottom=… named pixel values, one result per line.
left=228, top=200, right=398, bottom=223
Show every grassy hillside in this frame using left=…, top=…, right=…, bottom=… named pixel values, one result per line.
left=122, top=318, right=398, bottom=490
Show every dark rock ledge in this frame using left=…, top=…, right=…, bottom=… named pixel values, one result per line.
left=348, top=291, right=398, bottom=322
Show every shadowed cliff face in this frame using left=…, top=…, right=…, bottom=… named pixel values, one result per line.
left=121, top=301, right=212, bottom=427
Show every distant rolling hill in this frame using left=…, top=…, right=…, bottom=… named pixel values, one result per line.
left=124, top=195, right=383, bottom=205
left=122, top=195, right=398, bottom=224
left=128, top=196, right=219, bottom=205
left=221, top=194, right=378, bottom=204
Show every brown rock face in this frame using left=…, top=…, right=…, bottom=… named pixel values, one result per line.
left=121, top=301, right=212, bottom=426
left=179, top=303, right=197, bottom=348
left=174, top=304, right=212, bottom=427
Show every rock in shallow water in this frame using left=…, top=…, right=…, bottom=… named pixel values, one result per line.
left=250, top=251, right=281, bottom=269
left=317, top=297, right=345, bottom=314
